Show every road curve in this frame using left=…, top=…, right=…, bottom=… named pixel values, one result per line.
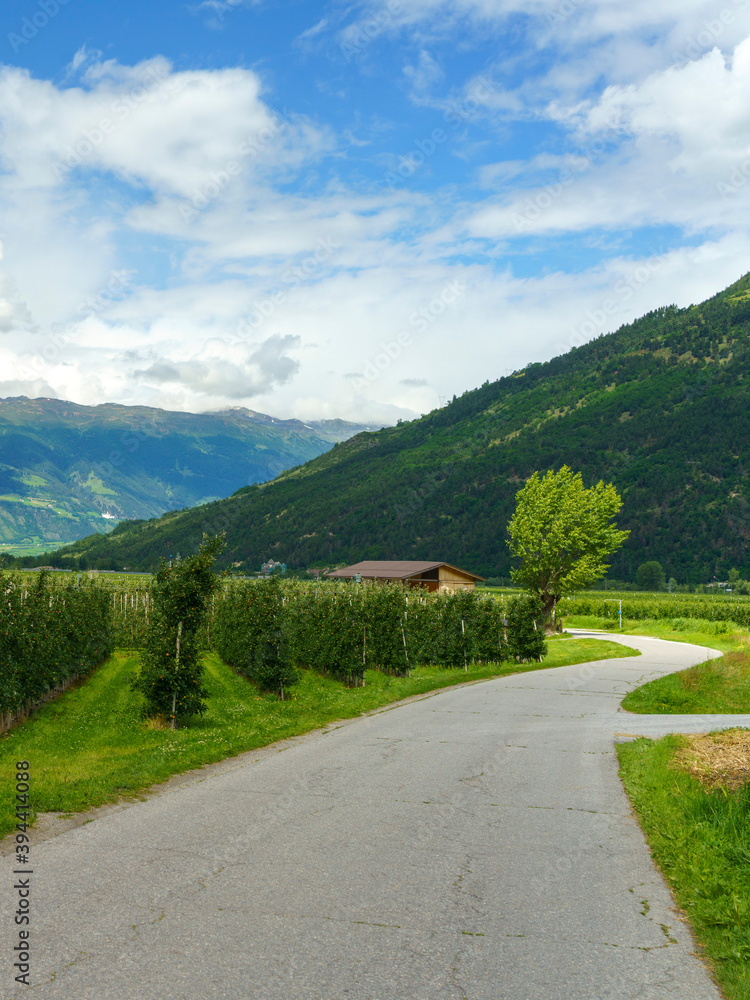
left=3, top=634, right=749, bottom=1000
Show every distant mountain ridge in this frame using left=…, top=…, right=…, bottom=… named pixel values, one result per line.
left=35, top=272, right=750, bottom=581
left=0, top=397, right=379, bottom=552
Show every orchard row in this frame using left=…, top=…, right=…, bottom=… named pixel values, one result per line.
left=211, top=579, right=548, bottom=697
left=0, top=572, right=113, bottom=719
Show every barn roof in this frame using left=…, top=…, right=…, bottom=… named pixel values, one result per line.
left=326, top=560, right=485, bottom=581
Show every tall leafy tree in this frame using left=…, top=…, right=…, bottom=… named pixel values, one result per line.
left=636, top=561, right=666, bottom=591
left=507, top=467, right=628, bottom=621
left=133, top=534, right=223, bottom=726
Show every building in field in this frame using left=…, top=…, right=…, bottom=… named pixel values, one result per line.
left=260, top=559, right=287, bottom=577
left=326, top=560, right=484, bottom=593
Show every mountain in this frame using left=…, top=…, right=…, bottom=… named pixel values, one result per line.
left=39, top=273, right=750, bottom=583
left=0, top=398, right=379, bottom=553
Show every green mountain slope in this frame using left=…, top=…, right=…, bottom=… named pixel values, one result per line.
left=0, top=398, right=376, bottom=552
left=45, top=273, right=750, bottom=582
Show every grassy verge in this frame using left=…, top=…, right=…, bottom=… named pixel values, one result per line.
left=618, top=735, right=750, bottom=999
left=565, top=615, right=750, bottom=714
left=622, top=651, right=750, bottom=714
left=0, top=636, right=636, bottom=838
left=565, top=613, right=748, bottom=654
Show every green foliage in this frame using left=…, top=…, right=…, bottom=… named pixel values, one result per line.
left=636, top=560, right=666, bottom=590
left=563, top=592, right=750, bottom=629
left=286, top=586, right=367, bottom=685
left=0, top=570, right=113, bottom=715
left=410, top=590, right=476, bottom=669
left=212, top=577, right=299, bottom=697
left=468, top=592, right=509, bottom=664
left=507, top=466, right=628, bottom=618
left=49, top=274, right=750, bottom=585
left=213, top=580, right=545, bottom=684
left=506, top=594, right=548, bottom=661
left=363, top=585, right=411, bottom=675
left=132, top=535, right=223, bottom=725
left=110, top=589, right=151, bottom=648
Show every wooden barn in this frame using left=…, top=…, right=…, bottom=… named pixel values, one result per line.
left=326, top=560, right=484, bottom=593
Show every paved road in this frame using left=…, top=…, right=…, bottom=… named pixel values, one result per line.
left=4, top=633, right=750, bottom=1000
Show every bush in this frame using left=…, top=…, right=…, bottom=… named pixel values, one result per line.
left=636, top=561, right=666, bottom=591
left=132, top=536, right=223, bottom=725
left=0, top=571, right=113, bottom=717
left=363, top=585, right=410, bottom=675
left=213, top=576, right=299, bottom=697
left=506, top=594, right=547, bottom=662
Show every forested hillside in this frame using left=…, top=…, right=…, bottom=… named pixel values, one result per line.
left=41, top=273, right=750, bottom=583
left=0, top=399, right=375, bottom=552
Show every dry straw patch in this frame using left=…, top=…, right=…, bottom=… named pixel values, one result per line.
left=673, top=729, right=750, bottom=790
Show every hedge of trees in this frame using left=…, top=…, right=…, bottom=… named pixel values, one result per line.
left=0, top=571, right=114, bottom=718
left=562, top=594, right=750, bottom=628
left=212, top=579, right=547, bottom=697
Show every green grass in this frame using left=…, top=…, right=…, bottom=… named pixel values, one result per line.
left=565, top=613, right=748, bottom=654
left=85, top=471, right=117, bottom=495
left=17, top=475, right=48, bottom=488
left=618, top=735, right=750, bottom=999
left=622, top=652, right=750, bottom=714
left=0, top=539, right=81, bottom=557
left=565, top=615, right=750, bottom=714
left=0, top=636, right=636, bottom=838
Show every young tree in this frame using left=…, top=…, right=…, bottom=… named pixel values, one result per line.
left=507, top=466, right=629, bottom=622
left=133, top=534, right=224, bottom=727
left=636, top=561, right=666, bottom=591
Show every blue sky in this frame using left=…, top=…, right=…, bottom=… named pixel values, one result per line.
left=0, top=0, right=749, bottom=423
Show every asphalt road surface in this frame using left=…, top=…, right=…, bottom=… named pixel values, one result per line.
left=4, top=632, right=750, bottom=1000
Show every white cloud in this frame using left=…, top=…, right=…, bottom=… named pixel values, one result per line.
left=1, top=39, right=750, bottom=426
left=132, top=334, right=300, bottom=399
left=465, top=36, right=750, bottom=239
left=0, top=247, right=34, bottom=334
left=348, top=0, right=749, bottom=45
left=0, top=59, right=288, bottom=195
left=404, top=50, right=444, bottom=97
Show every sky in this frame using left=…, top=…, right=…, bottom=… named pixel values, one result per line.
left=0, top=0, right=749, bottom=424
